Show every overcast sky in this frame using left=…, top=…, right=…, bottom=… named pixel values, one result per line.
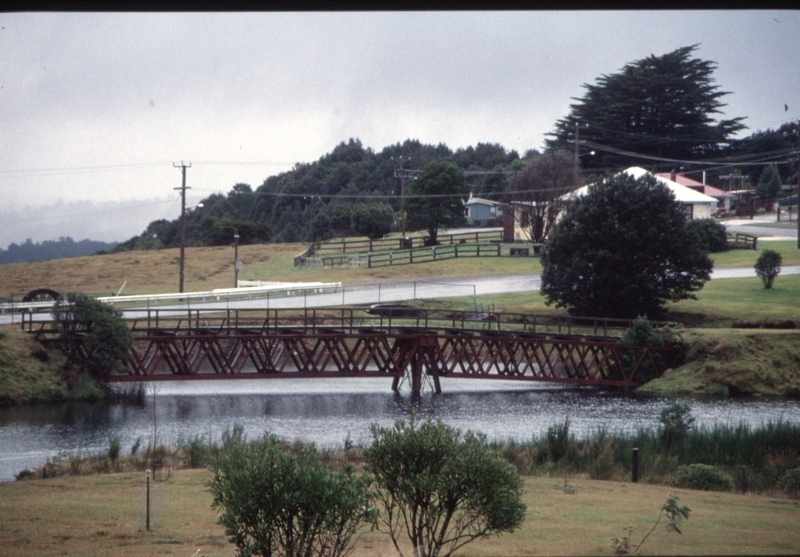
left=1, top=10, right=799, bottom=247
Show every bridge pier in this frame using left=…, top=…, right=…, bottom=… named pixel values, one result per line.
left=392, top=333, right=442, bottom=396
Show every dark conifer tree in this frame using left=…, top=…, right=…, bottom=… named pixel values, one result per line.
left=546, top=45, right=746, bottom=173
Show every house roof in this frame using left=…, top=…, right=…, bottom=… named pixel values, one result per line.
left=465, top=196, right=504, bottom=207
left=565, top=167, right=718, bottom=204
left=655, top=172, right=732, bottom=198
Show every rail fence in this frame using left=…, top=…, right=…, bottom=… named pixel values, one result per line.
left=301, top=242, right=540, bottom=269
left=726, top=231, right=758, bottom=250
left=295, top=229, right=506, bottom=267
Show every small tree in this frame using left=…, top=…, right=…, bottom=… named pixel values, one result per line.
left=754, top=249, right=782, bottom=289
left=351, top=202, right=395, bottom=239
left=208, top=433, right=374, bottom=557
left=509, top=150, right=580, bottom=249
left=405, top=161, right=469, bottom=246
left=363, top=415, right=526, bottom=557
left=53, top=293, right=132, bottom=378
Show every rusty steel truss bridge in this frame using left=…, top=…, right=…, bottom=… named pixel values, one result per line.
left=26, top=307, right=681, bottom=395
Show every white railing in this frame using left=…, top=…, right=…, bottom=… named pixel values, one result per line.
left=0, top=281, right=342, bottom=314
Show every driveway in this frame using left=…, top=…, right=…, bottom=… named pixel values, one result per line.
left=724, top=213, right=797, bottom=240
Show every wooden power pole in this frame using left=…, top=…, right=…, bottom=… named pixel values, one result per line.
left=174, top=162, right=191, bottom=293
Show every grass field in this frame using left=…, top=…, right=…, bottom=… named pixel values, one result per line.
left=1, top=469, right=798, bottom=557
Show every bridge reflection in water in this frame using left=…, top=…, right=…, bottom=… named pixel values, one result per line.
left=30, top=308, right=681, bottom=395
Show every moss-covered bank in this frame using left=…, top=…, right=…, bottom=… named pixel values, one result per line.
left=639, top=328, right=800, bottom=397
left=0, top=326, right=106, bottom=405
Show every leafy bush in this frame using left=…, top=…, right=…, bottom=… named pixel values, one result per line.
left=181, top=434, right=210, bottom=469
left=754, top=249, right=782, bottom=289
left=363, top=415, right=526, bottom=557
left=616, top=316, right=677, bottom=382
left=685, top=218, right=729, bottom=253
left=658, top=401, right=696, bottom=449
left=208, top=433, right=374, bottom=557
left=669, top=464, right=734, bottom=491
left=776, top=467, right=800, bottom=495
left=53, top=293, right=133, bottom=378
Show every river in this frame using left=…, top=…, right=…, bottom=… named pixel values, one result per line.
left=2, top=377, right=799, bottom=483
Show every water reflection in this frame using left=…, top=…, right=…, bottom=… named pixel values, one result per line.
left=1, top=378, right=798, bottom=482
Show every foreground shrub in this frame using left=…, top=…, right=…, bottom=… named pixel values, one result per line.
left=776, top=467, right=800, bottom=496
left=669, top=464, right=734, bottom=491
left=207, top=433, right=373, bottom=557
left=364, top=415, right=526, bottom=557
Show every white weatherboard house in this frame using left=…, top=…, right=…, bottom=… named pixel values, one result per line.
left=565, top=166, right=718, bottom=220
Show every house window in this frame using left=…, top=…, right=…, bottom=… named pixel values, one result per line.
left=490, top=207, right=496, bottom=214
left=683, top=204, right=693, bottom=219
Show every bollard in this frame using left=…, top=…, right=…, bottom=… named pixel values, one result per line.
left=146, top=469, right=151, bottom=531
left=632, top=448, right=639, bottom=483
left=741, top=466, right=747, bottom=495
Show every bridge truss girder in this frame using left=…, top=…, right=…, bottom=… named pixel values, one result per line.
left=110, top=327, right=678, bottom=395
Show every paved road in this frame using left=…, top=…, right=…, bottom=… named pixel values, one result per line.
left=2, top=266, right=796, bottom=325
left=724, top=214, right=798, bottom=240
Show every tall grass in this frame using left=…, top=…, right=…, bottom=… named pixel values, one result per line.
left=487, top=417, right=800, bottom=493
left=17, top=418, right=800, bottom=495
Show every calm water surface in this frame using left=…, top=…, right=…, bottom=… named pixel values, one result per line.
left=1, top=378, right=799, bottom=482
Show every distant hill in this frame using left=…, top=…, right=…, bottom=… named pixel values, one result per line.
left=0, top=237, right=118, bottom=264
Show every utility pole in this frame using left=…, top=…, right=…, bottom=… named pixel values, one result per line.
left=173, top=162, right=191, bottom=293
left=394, top=156, right=410, bottom=236
left=796, top=132, right=799, bottom=249
left=232, top=229, right=240, bottom=288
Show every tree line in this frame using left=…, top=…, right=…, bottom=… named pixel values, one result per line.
left=105, top=44, right=796, bottom=253
left=0, top=237, right=118, bottom=265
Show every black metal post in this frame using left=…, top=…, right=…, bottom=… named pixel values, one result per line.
left=632, top=448, right=639, bottom=483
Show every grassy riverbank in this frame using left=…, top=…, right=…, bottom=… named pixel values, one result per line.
left=0, top=327, right=105, bottom=406
left=1, top=468, right=798, bottom=557
left=640, top=329, right=800, bottom=397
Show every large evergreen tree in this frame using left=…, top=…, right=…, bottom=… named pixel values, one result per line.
left=546, top=45, right=746, bottom=173
left=541, top=171, right=713, bottom=319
